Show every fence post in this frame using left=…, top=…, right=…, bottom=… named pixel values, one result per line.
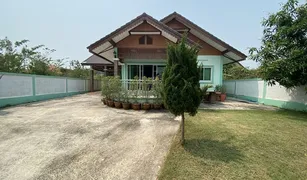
left=262, top=80, right=267, bottom=103
left=234, top=81, right=237, bottom=98
left=32, top=76, right=36, bottom=96
left=66, top=78, right=68, bottom=93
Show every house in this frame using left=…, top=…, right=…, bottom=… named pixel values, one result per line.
left=82, top=12, right=246, bottom=91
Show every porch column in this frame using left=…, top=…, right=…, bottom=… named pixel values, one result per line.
left=114, top=58, right=119, bottom=76
left=90, top=69, right=94, bottom=92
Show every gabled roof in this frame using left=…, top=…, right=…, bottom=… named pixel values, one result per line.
left=161, top=12, right=247, bottom=62
left=81, top=55, right=113, bottom=65
left=87, top=13, right=200, bottom=56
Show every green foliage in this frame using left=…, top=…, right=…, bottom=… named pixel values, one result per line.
left=152, top=77, right=163, bottom=104
left=249, top=0, right=307, bottom=89
left=200, top=84, right=213, bottom=100
left=141, top=76, right=152, bottom=103
left=108, top=76, right=121, bottom=101
left=162, top=36, right=201, bottom=116
left=0, top=37, right=90, bottom=78
left=101, top=76, right=112, bottom=100
left=215, top=85, right=222, bottom=92
left=130, top=76, right=140, bottom=103
left=223, top=64, right=260, bottom=80
left=68, top=60, right=90, bottom=78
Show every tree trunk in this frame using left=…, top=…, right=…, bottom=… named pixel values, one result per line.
left=181, top=113, right=185, bottom=145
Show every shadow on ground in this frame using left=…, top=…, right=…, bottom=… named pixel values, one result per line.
left=184, top=138, right=244, bottom=163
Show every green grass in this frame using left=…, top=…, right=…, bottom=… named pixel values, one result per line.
left=159, top=110, right=307, bottom=180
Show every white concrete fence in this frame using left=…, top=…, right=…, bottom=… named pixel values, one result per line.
left=0, top=72, right=101, bottom=108
left=223, top=79, right=307, bottom=111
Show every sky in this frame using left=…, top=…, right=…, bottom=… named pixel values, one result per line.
left=0, top=0, right=295, bottom=68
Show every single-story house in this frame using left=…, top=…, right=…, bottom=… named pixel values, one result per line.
left=82, top=12, right=246, bottom=91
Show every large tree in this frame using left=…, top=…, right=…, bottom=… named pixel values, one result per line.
left=223, top=64, right=260, bottom=80
left=249, top=0, right=307, bottom=89
left=162, top=37, right=201, bottom=145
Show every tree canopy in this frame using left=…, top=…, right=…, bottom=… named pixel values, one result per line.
left=223, top=64, right=260, bottom=80
left=249, top=0, right=307, bottom=89
left=0, top=37, right=90, bottom=78
left=162, top=36, right=201, bottom=144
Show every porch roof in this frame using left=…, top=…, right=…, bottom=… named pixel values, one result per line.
left=81, top=55, right=113, bottom=66
left=161, top=12, right=247, bottom=64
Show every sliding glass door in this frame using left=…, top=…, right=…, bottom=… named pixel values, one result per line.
left=127, top=65, right=165, bottom=79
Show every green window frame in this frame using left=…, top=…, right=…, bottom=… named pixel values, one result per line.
left=199, top=67, right=213, bottom=82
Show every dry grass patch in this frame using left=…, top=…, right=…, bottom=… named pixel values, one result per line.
left=159, top=110, right=307, bottom=180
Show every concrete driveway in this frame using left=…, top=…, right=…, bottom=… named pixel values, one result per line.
left=0, top=92, right=179, bottom=180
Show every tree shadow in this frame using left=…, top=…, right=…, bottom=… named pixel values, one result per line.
left=184, top=138, right=244, bottom=163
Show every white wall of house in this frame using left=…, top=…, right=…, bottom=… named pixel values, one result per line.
left=198, top=55, right=223, bottom=90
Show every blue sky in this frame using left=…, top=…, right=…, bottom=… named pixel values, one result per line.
left=1, top=0, right=295, bottom=68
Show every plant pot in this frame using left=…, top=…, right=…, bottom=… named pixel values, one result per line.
left=107, top=100, right=114, bottom=107
left=220, top=93, right=226, bottom=102
left=153, top=104, right=161, bottom=110
left=114, top=101, right=122, bottom=108
left=132, top=103, right=141, bottom=110
left=209, top=92, right=216, bottom=103
left=142, top=103, right=151, bottom=110
left=122, top=102, right=131, bottom=110
left=102, top=98, right=107, bottom=105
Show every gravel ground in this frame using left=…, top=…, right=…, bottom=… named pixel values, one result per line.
left=0, top=92, right=179, bottom=180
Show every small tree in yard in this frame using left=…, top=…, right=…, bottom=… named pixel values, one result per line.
left=162, top=36, right=201, bottom=145
left=249, top=0, right=307, bottom=91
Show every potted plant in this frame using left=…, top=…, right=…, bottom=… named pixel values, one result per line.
left=201, top=84, right=213, bottom=102
left=131, top=76, right=141, bottom=110
left=113, top=76, right=122, bottom=108
left=101, top=76, right=109, bottom=105
left=107, top=77, right=115, bottom=107
left=142, top=77, right=151, bottom=110
left=220, top=85, right=227, bottom=102
left=152, top=77, right=163, bottom=109
left=122, top=89, right=131, bottom=110
left=215, top=85, right=222, bottom=101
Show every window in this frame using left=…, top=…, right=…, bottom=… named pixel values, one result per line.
left=139, top=36, right=145, bottom=44
left=139, top=35, right=153, bottom=45
left=199, top=67, right=212, bottom=81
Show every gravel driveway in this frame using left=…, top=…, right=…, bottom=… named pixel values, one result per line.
left=0, top=92, right=179, bottom=180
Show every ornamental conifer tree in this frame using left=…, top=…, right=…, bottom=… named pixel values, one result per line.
left=162, top=36, right=201, bottom=145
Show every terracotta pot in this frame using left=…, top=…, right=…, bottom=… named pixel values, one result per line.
left=107, top=100, right=114, bottom=107
left=220, top=93, right=226, bottom=102
left=102, top=98, right=107, bottom=105
left=114, top=101, right=122, bottom=108
left=132, top=103, right=141, bottom=110
left=153, top=104, right=161, bottom=110
left=122, top=102, right=131, bottom=110
left=142, top=103, right=151, bottom=110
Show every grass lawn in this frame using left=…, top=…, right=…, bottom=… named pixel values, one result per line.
left=159, top=110, right=307, bottom=180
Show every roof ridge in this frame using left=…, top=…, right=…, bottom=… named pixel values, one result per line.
left=160, top=12, right=247, bottom=59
